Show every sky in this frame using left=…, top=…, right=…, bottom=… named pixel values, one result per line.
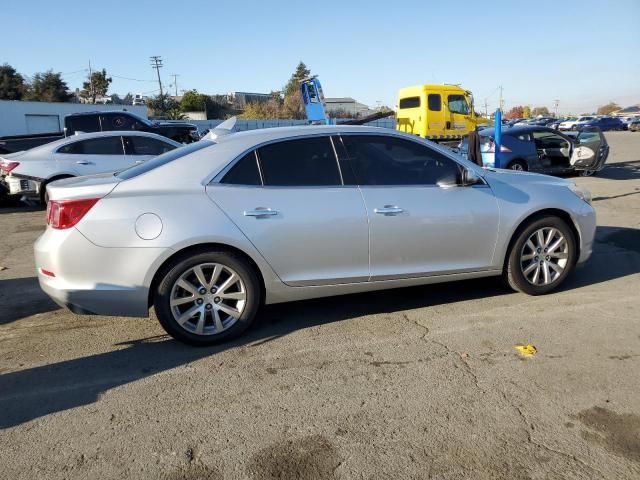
left=2, top=0, right=639, bottom=115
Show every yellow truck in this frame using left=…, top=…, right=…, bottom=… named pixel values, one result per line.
left=396, top=84, right=485, bottom=141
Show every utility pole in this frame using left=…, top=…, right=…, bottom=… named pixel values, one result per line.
left=498, top=85, right=504, bottom=113
left=171, top=74, right=180, bottom=97
left=484, top=98, right=488, bottom=117
left=553, top=99, right=560, bottom=117
left=88, top=59, right=94, bottom=104
left=150, top=56, right=164, bottom=109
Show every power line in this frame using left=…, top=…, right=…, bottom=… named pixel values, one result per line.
left=110, top=74, right=157, bottom=82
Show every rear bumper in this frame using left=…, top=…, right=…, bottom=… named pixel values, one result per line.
left=2, top=175, right=39, bottom=196
left=34, top=227, right=170, bottom=317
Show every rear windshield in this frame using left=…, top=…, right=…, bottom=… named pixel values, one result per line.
left=116, top=141, right=213, bottom=179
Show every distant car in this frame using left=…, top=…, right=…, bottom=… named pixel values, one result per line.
left=628, top=119, right=640, bottom=132
left=618, top=116, right=636, bottom=130
left=0, top=131, right=180, bottom=204
left=34, top=125, right=596, bottom=345
left=576, top=117, right=623, bottom=131
left=459, top=125, right=609, bottom=176
left=559, top=116, right=594, bottom=131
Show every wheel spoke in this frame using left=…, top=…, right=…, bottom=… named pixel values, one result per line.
left=218, top=273, right=238, bottom=294
left=547, top=237, right=565, bottom=253
left=549, top=251, right=568, bottom=259
left=193, top=265, right=208, bottom=289
left=212, top=309, right=224, bottom=332
left=521, top=253, right=536, bottom=261
left=195, top=309, right=206, bottom=334
left=542, top=262, right=551, bottom=284
left=210, top=265, right=222, bottom=288
left=526, top=239, right=536, bottom=252
left=536, top=230, right=545, bottom=249
left=217, top=302, right=241, bottom=318
left=176, top=279, right=198, bottom=295
left=544, top=228, right=557, bottom=247
left=176, top=304, right=200, bottom=325
left=220, top=291, right=246, bottom=301
left=523, top=261, right=538, bottom=276
left=170, top=295, right=194, bottom=307
left=531, top=265, right=541, bottom=284
left=548, top=261, right=564, bottom=275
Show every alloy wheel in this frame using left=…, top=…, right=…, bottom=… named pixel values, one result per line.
left=510, top=163, right=525, bottom=171
left=520, top=227, right=569, bottom=286
left=169, top=263, right=247, bottom=336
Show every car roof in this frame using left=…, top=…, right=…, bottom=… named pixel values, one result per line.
left=27, top=130, right=180, bottom=153
left=477, top=125, right=560, bottom=137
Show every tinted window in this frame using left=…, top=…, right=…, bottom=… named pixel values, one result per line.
left=399, top=97, right=420, bottom=109
left=341, top=135, right=461, bottom=186
left=127, top=136, right=176, bottom=155
left=67, top=115, right=100, bottom=133
left=222, top=152, right=262, bottom=186
left=532, top=131, right=570, bottom=148
left=257, top=137, right=341, bottom=186
left=428, top=94, right=441, bottom=111
left=448, top=95, right=469, bottom=115
left=117, top=141, right=212, bottom=179
left=57, top=136, right=124, bottom=155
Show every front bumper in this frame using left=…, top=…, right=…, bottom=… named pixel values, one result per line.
left=573, top=202, right=596, bottom=265
left=34, top=226, right=170, bottom=317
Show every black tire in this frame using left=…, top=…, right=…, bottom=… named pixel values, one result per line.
left=153, top=250, right=261, bottom=346
left=504, top=216, right=576, bottom=295
left=507, top=159, right=528, bottom=171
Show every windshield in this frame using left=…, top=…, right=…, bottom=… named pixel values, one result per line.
left=116, top=141, right=213, bottom=179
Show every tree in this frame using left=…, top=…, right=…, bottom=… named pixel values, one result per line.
left=24, top=71, right=72, bottom=102
left=146, top=93, right=178, bottom=116
left=0, top=63, right=27, bottom=100
left=282, top=61, right=310, bottom=119
left=522, top=105, right=531, bottom=118
left=596, top=102, right=620, bottom=116
left=504, top=106, right=524, bottom=120
left=81, top=68, right=112, bottom=104
left=531, top=106, right=550, bottom=117
left=180, top=90, right=230, bottom=119
left=165, top=108, right=187, bottom=120
left=122, top=93, right=134, bottom=105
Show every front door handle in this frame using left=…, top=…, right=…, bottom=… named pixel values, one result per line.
left=76, top=160, right=91, bottom=165
left=374, top=205, right=404, bottom=216
left=244, top=208, right=279, bottom=217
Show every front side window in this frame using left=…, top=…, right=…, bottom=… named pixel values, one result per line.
left=448, top=95, right=470, bottom=115
left=57, top=136, right=124, bottom=155
left=257, top=137, right=341, bottom=186
left=399, top=97, right=420, bottom=109
left=341, top=135, right=461, bottom=186
left=126, top=136, right=176, bottom=155
left=428, top=94, right=441, bottom=111
left=532, top=131, right=569, bottom=149
left=221, top=152, right=262, bottom=185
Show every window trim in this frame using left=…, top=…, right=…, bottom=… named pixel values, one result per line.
left=55, top=135, right=126, bottom=155
left=427, top=94, right=441, bottom=112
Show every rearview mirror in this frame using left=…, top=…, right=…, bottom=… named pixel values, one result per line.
left=461, top=169, right=482, bottom=186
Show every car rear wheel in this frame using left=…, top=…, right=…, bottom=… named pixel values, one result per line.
left=154, top=250, right=261, bottom=345
left=504, top=216, right=576, bottom=295
left=507, top=159, right=528, bottom=171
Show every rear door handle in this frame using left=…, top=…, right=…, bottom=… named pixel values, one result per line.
left=374, top=205, right=404, bottom=215
left=244, top=208, right=279, bottom=217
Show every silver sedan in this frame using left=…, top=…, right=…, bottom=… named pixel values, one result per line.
left=35, top=126, right=596, bottom=345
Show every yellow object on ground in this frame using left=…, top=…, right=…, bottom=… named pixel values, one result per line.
left=514, top=344, right=537, bottom=357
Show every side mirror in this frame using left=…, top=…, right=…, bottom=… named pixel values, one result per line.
left=461, top=168, right=482, bottom=186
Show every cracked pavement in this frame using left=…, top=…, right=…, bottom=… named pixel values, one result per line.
left=1, top=132, right=639, bottom=479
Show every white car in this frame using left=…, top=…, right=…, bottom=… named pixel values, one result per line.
left=0, top=131, right=180, bottom=203
left=558, top=116, right=594, bottom=131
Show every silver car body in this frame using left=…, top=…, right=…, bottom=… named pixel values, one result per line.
left=34, top=126, right=596, bottom=317
left=2, top=131, right=180, bottom=197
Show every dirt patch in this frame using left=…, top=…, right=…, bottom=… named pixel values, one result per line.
left=246, top=435, right=341, bottom=480
left=577, top=406, right=640, bottom=463
left=162, top=463, right=222, bottom=480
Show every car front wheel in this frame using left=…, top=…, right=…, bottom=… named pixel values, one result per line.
left=504, top=216, right=576, bottom=295
left=154, top=250, right=261, bottom=345
left=507, top=160, right=528, bottom=171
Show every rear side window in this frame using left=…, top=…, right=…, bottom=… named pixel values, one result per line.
left=57, top=136, right=124, bottom=155
left=428, top=94, right=441, bottom=111
left=257, top=137, right=341, bottom=186
left=126, top=136, right=176, bottom=155
left=341, top=135, right=461, bottom=186
left=399, top=97, right=420, bottom=109
left=116, top=141, right=212, bottom=179
left=222, top=152, right=262, bottom=186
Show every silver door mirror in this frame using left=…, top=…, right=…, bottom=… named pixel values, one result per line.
left=461, top=168, right=482, bottom=186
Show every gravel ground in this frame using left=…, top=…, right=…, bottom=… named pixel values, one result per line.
left=1, top=132, right=639, bottom=480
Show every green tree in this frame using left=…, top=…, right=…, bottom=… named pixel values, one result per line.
left=81, top=69, right=112, bottom=104
left=0, top=63, right=27, bottom=100
left=147, top=93, right=178, bottom=116
left=282, top=61, right=310, bottom=119
left=24, top=71, right=72, bottom=102
left=531, top=106, right=550, bottom=117
left=180, top=90, right=229, bottom=119
left=122, top=93, right=134, bottom=105
left=165, top=108, right=187, bottom=120
left=522, top=105, right=531, bottom=118
left=596, top=102, right=620, bottom=116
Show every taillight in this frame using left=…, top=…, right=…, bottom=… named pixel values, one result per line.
left=46, top=198, right=99, bottom=229
left=0, top=161, right=19, bottom=174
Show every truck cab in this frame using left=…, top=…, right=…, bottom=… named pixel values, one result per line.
left=396, top=84, right=477, bottom=141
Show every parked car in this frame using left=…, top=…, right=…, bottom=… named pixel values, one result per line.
left=0, top=110, right=198, bottom=154
left=458, top=125, right=609, bottom=176
left=35, top=125, right=596, bottom=345
left=559, top=116, right=594, bottom=131
left=576, top=117, right=623, bottom=131
left=628, top=119, right=640, bottom=132
left=618, top=116, right=635, bottom=130
left=0, top=131, right=180, bottom=203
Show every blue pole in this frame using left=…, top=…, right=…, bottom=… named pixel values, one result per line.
left=494, top=109, right=502, bottom=168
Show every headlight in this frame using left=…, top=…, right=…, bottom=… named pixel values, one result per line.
left=569, top=183, right=592, bottom=205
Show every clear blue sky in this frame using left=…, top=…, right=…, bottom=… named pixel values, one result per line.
left=2, top=0, right=639, bottom=114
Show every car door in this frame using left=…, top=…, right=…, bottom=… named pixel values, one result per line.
left=445, top=93, right=471, bottom=137
left=570, top=127, right=609, bottom=171
left=531, top=129, right=572, bottom=169
left=207, top=135, right=369, bottom=286
left=122, top=135, right=177, bottom=168
left=338, top=134, right=500, bottom=279
left=54, top=136, right=129, bottom=175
